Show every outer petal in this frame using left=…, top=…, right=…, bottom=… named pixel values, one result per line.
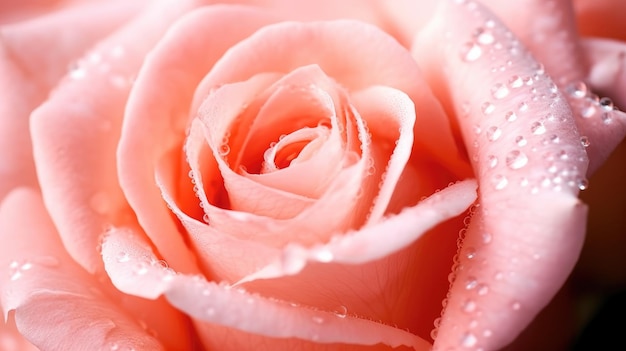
left=414, top=1, right=589, bottom=349
left=0, top=189, right=164, bottom=351
left=30, top=0, right=203, bottom=274
left=0, top=0, right=141, bottom=202
left=574, top=0, right=626, bottom=41
left=101, top=228, right=432, bottom=351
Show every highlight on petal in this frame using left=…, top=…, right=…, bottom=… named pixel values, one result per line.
left=101, top=227, right=432, bottom=351
left=413, top=1, right=590, bottom=349
left=0, top=189, right=165, bottom=351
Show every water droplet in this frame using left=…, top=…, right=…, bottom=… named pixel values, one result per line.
left=530, top=121, right=546, bottom=135
left=312, top=316, right=324, bottom=324
left=602, top=112, right=613, bottom=124
left=482, top=232, right=492, bottom=244
left=466, top=247, right=477, bottom=259
left=599, top=97, right=614, bottom=111
left=580, top=104, right=596, bottom=118
left=485, top=126, right=502, bottom=141
left=473, top=124, right=482, bottom=135
left=491, top=174, right=508, bottom=190
left=481, top=102, right=495, bottom=115
left=505, top=150, right=529, bottom=169
left=466, top=277, right=478, bottom=290
left=218, top=144, right=230, bottom=157
left=577, top=178, right=589, bottom=191
left=490, top=83, right=509, bottom=99
left=505, top=111, right=517, bottom=122
left=462, top=299, right=477, bottom=313
left=477, top=284, right=489, bottom=295
left=334, top=305, right=348, bottom=318
left=518, top=102, right=529, bottom=112
left=511, top=301, right=521, bottom=311
left=487, top=155, right=498, bottom=168
left=461, top=332, right=478, bottom=348
left=483, top=329, right=493, bottom=338
left=206, top=307, right=216, bottom=316
left=580, top=136, right=590, bottom=148
left=508, top=75, right=523, bottom=89
left=476, top=28, right=495, bottom=45
left=461, top=42, right=483, bottom=62
left=567, top=81, right=588, bottom=98
left=134, top=262, right=149, bottom=275
left=116, top=252, right=130, bottom=263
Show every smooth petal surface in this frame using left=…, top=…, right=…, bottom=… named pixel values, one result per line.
left=30, top=0, right=201, bottom=274
left=0, top=189, right=164, bottom=351
left=574, top=0, right=626, bottom=41
left=414, top=1, right=589, bottom=349
left=0, top=0, right=141, bottom=202
left=101, top=228, right=432, bottom=351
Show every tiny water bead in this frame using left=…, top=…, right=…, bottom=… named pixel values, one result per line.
left=505, top=150, right=529, bottom=170
left=461, top=332, right=478, bottom=348
left=462, top=299, right=477, bottom=313
left=461, top=42, right=483, bottom=62
left=487, top=155, right=498, bottom=168
left=485, top=126, right=502, bottom=141
left=481, top=102, right=495, bottom=115
left=530, top=121, right=546, bottom=135
left=490, top=83, right=509, bottom=99
left=491, top=174, right=508, bottom=190
left=475, top=27, right=495, bottom=45
left=504, top=111, right=517, bottom=122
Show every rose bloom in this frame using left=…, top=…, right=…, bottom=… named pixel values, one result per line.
left=0, top=0, right=625, bottom=350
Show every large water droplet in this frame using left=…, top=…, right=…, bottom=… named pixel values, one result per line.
left=486, top=126, right=502, bottom=141
left=460, top=42, right=483, bottom=62
left=505, top=111, right=517, bottom=122
left=461, top=332, right=478, bottom=348
left=491, top=174, right=508, bottom=190
left=462, top=299, right=477, bottom=313
left=508, top=75, right=524, bottom=89
left=505, top=150, right=529, bottom=169
left=476, top=28, right=495, bottom=45
left=481, top=102, right=495, bottom=115
left=530, top=121, right=546, bottom=135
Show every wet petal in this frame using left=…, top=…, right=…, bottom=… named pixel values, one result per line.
left=30, top=0, right=201, bottom=274
left=0, top=0, right=141, bottom=201
left=414, top=1, right=589, bottom=349
left=0, top=189, right=164, bottom=350
left=102, top=227, right=432, bottom=351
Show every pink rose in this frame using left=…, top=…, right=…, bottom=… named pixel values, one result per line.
left=0, top=1, right=624, bottom=351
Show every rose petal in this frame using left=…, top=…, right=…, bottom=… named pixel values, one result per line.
left=233, top=180, right=475, bottom=337
left=0, top=0, right=141, bottom=202
left=30, top=0, right=202, bottom=274
left=0, top=189, right=165, bottom=350
left=101, top=227, right=432, bottom=351
left=117, top=5, right=280, bottom=278
left=478, top=0, right=586, bottom=86
left=414, top=1, right=590, bottom=349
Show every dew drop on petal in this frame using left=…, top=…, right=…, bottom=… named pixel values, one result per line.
left=461, top=332, right=478, bottom=348
left=508, top=75, right=524, bottom=89
left=481, top=102, right=495, bottom=115
left=461, top=42, right=483, bottom=62
left=491, top=174, right=508, bottom=190
left=530, top=121, right=546, bottom=135
left=462, top=299, right=477, bottom=313
left=476, top=28, right=495, bottom=45
left=485, top=126, right=502, bottom=141
left=505, top=150, right=528, bottom=169
left=580, top=136, right=591, bottom=148
left=505, top=111, right=517, bottom=122
left=490, top=83, right=509, bottom=99
left=487, top=155, right=498, bottom=168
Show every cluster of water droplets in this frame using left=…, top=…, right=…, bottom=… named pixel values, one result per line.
left=67, top=44, right=133, bottom=91
left=7, top=256, right=60, bottom=281
left=565, top=81, right=619, bottom=126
